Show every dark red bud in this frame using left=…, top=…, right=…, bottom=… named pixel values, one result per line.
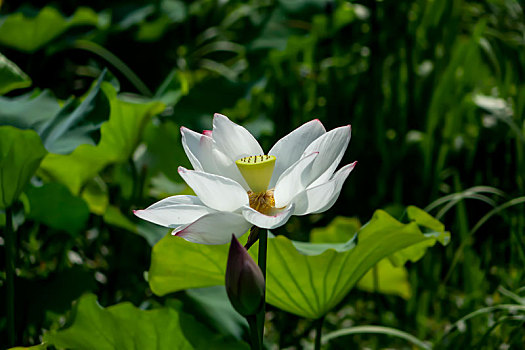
left=225, top=235, right=265, bottom=317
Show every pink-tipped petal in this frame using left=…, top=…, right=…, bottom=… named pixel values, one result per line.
left=180, top=127, right=218, bottom=173
left=212, top=113, right=264, bottom=162
left=302, top=125, right=351, bottom=187
left=134, top=204, right=216, bottom=228
left=133, top=195, right=213, bottom=227
left=268, top=119, right=326, bottom=188
left=173, top=211, right=252, bottom=245
left=241, top=203, right=295, bottom=229
left=178, top=167, right=249, bottom=212
left=181, top=126, right=250, bottom=189
left=146, top=195, right=204, bottom=209
left=292, top=161, right=356, bottom=216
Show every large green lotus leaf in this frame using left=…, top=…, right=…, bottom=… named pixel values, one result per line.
left=149, top=234, right=230, bottom=295
left=38, top=72, right=109, bottom=154
left=0, top=7, right=100, bottom=53
left=148, top=208, right=449, bottom=318
left=43, top=294, right=248, bottom=350
left=0, top=90, right=60, bottom=129
left=310, top=216, right=411, bottom=299
left=0, top=52, right=31, bottom=95
left=388, top=206, right=450, bottom=266
left=38, top=84, right=165, bottom=194
left=0, top=126, right=47, bottom=209
left=25, top=183, right=89, bottom=234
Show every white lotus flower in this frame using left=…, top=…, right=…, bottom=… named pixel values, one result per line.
left=134, top=114, right=356, bottom=245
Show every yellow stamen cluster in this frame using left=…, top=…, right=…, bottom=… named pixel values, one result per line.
left=248, top=190, right=275, bottom=215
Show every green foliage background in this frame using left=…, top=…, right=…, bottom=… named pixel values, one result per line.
left=0, top=0, right=524, bottom=348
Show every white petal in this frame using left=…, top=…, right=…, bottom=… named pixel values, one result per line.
left=181, top=127, right=250, bottom=189
left=273, top=152, right=318, bottom=208
left=180, top=127, right=218, bottom=174
left=212, top=113, right=264, bottom=161
left=134, top=195, right=212, bottom=227
left=180, top=127, right=206, bottom=171
left=268, top=119, right=326, bottom=188
left=178, top=167, right=249, bottom=212
left=241, top=203, right=295, bottom=229
left=146, top=195, right=204, bottom=209
left=211, top=146, right=251, bottom=191
left=302, top=125, right=351, bottom=186
left=134, top=204, right=216, bottom=228
left=173, top=211, right=252, bottom=245
left=292, top=162, right=356, bottom=215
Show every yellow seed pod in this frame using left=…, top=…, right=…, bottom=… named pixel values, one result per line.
left=235, top=155, right=276, bottom=192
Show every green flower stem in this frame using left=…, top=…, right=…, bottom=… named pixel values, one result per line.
left=247, top=315, right=262, bottom=350
left=256, top=227, right=268, bottom=347
left=314, top=316, right=325, bottom=350
left=5, top=206, right=15, bottom=346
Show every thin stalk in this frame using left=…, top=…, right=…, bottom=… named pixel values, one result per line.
left=247, top=315, right=262, bottom=350
left=72, top=40, right=153, bottom=97
left=314, top=316, right=325, bottom=350
left=5, top=206, right=15, bottom=346
left=256, top=228, right=268, bottom=347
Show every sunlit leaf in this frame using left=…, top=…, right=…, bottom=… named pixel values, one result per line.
left=26, top=183, right=89, bottom=234
left=149, top=234, right=229, bottom=295
left=149, top=208, right=449, bottom=318
left=0, top=126, right=47, bottom=209
left=310, top=216, right=411, bottom=299
left=388, top=206, right=450, bottom=266
left=0, top=52, right=31, bottom=95
left=0, top=7, right=100, bottom=52
left=43, top=294, right=248, bottom=349
left=38, top=84, right=165, bottom=194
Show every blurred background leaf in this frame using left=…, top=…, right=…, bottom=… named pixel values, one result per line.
left=0, top=126, right=47, bottom=209
left=0, top=7, right=101, bottom=53
left=0, top=52, right=31, bottom=95
left=43, top=294, right=248, bottom=349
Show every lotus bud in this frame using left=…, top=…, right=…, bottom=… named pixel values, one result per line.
left=225, top=235, right=265, bottom=317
